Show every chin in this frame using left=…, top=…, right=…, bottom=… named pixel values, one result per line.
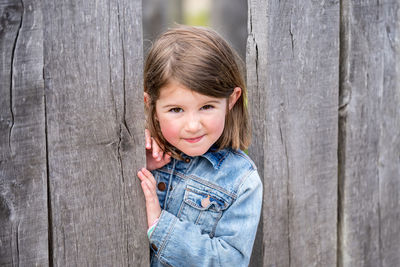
left=183, top=151, right=204, bottom=157
left=181, top=147, right=209, bottom=157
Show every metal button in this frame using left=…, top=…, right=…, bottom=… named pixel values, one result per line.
left=157, top=182, right=166, bottom=191
left=151, top=243, right=158, bottom=251
left=185, top=158, right=191, bottom=163
left=201, top=195, right=211, bottom=208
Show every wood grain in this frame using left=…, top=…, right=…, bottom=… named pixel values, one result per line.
left=1, top=1, right=398, bottom=265
left=42, top=0, right=147, bottom=265
left=338, top=1, right=400, bottom=266
left=247, top=0, right=340, bottom=266
left=0, top=0, right=49, bottom=265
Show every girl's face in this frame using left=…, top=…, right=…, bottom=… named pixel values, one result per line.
left=153, top=80, right=241, bottom=157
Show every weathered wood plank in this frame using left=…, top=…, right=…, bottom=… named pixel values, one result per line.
left=43, top=0, right=147, bottom=265
left=338, top=1, right=400, bottom=266
left=247, top=0, right=340, bottom=266
left=0, top=0, right=49, bottom=265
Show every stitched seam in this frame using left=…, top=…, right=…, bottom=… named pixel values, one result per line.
left=157, top=214, right=178, bottom=259
left=177, top=199, right=185, bottom=217
left=185, top=173, right=236, bottom=198
left=158, top=257, right=174, bottom=267
left=185, top=187, right=228, bottom=207
left=211, top=210, right=223, bottom=237
left=195, top=211, right=203, bottom=224
left=216, top=150, right=229, bottom=169
left=236, top=169, right=257, bottom=196
left=231, top=150, right=257, bottom=170
left=201, top=149, right=230, bottom=169
left=157, top=167, right=236, bottom=198
left=239, top=169, right=255, bottom=188
left=185, top=173, right=237, bottom=198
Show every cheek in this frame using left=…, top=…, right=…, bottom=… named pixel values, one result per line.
left=209, top=113, right=226, bottom=137
left=158, top=117, right=180, bottom=144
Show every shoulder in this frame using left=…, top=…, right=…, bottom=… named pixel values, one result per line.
left=201, top=148, right=256, bottom=171
left=219, top=149, right=257, bottom=174
left=198, top=148, right=261, bottom=194
left=227, top=150, right=261, bottom=191
left=227, top=149, right=257, bottom=170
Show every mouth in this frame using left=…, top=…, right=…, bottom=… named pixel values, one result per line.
left=184, top=135, right=204, bottom=143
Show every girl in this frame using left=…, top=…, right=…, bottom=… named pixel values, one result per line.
left=137, top=25, right=262, bottom=267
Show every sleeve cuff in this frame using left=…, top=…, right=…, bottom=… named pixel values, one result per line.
left=148, top=210, right=178, bottom=254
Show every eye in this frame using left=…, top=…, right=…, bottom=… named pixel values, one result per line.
left=169, top=107, right=183, bottom=113
left=200, top=105, right=214, bottom=110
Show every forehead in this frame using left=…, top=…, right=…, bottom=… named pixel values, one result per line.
left=157, top=80, right=224, bottom=104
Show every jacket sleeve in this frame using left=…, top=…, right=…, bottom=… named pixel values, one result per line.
left=148, top=170, right=263, bottom=267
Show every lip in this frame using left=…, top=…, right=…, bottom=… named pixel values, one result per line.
left=184, top=135, right=204, bottom=143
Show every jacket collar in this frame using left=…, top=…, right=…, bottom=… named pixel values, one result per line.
left=200, top=147, right=230, bottom=170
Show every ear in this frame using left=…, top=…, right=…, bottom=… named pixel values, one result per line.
left=228, top=87, right=242, bottom=110
left=144, top=92, right=150, bottom=107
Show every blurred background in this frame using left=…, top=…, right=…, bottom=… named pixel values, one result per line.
left=142, top=0, right=248, bottom=62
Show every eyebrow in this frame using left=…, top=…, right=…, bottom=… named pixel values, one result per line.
left=161, top=100, right=222, bottom=109
left=161, top=104, right=180, bottom=109
left=204, top=100, right=221, bottom=105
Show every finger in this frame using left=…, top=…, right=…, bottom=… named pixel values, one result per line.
left=145, top=129, right=151, bottom=149
left=164, top=153, right=171, bottom=161
left=141, top=168, right=157, bottom=187
left=137, top=169, right=156, bottom=190
left=141, top=181, right=158, bottom=203
left=158, top=150, right=164, bottom=161
left=152, top=138, right=161, bottom=160
left=141, top=181, right=161, bottom=227
left=137, top=170, right=148, bottom=183
left=160, top=154, right=171, bottom=166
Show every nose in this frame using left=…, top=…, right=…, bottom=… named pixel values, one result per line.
left=185, top=113, right=201, bottom=133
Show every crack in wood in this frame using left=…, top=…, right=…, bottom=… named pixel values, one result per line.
left=338, top=1, right=347, bottom=266
left=116, top=2, right=132, bottom=139
left=254, top=40, right=259, bottom=90
left=289, top=26, right=294, bottom=58
left=44, top=93, right=53, bottom=266
left=8, top=0, right=24, bottom=154
left=117, top=124, right=125, bottom=184
left=116, top=2, right=127, bottom=185
left=16, top=221, right=20, bottom=266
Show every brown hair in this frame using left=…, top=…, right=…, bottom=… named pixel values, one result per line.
left=144, top=25, right=250, bottom=158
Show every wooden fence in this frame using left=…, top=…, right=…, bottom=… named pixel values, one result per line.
left=1, top=0, right=399, bottom=266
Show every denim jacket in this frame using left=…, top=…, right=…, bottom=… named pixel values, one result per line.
left=148, top=147, right=262, bottom=267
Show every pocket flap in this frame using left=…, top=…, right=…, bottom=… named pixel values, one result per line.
left=184, top=185, right=230, bottom=212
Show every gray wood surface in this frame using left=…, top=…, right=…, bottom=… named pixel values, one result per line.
left=247, top=0, right=340, bottom=266
left=2, top=1, right=399, bottom=266
left=338, top=1, right=400, bottom=266
left=42, top=0, right=147, bottom=265
left=0, top=0, right=49, bottom=265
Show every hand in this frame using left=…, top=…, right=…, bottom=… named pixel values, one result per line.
left=145, top=129, right=171, bottom=171
left=137, top=167, right=162, bottom=228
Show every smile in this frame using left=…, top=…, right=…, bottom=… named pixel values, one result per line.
left=184, top=135, right=204, bottom=143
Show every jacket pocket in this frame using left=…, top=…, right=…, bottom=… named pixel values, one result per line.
left=178, top=185, right=231, bottom=237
